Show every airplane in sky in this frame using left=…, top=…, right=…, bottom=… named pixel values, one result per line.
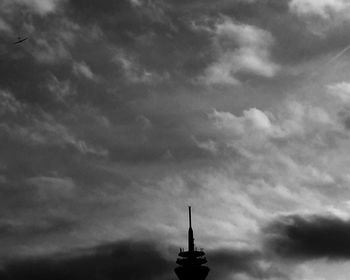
left=13, top=37, right=28, bottom=45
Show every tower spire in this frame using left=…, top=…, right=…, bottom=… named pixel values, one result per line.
left=188, top=206, right=194, bottom=253
left=175, top=206, right=210, bottom=280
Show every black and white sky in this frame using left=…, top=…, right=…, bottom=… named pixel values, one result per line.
left=2, top=0, right=350, bottom=279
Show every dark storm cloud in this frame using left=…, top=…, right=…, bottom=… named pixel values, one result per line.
left=265, top=214, right=350, bottom=260
left=0, top=240, right=173, bottom=280
left=0, top=240, right=281, bottom=280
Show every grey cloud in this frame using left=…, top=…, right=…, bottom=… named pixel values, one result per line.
left=0, top=90, right=108, bottom=157
left=3, top=0, right=350, bottom=84
left=0, top=240, right=173, bottom=280
left=177, top=0, right=350, bottom=67
left=264, top=214, right=350, bottom=260
left=46, top=75, right=76, bottom=103
left=0, top=215, right=75, bottom=237
left=67, top=0, right=213, bottom=80
left=1, top=0, right=66, bottom=16
left=2, top=2, right=350, bottom=277
left=0, top=114, right=107, bottom=157
left=0, top=18, right=13, bottom=34
left=0, top=90, right=24, bottom=115
left=0, top=241, right=283, bottom=280
left=208, top=249, right=267, bottom=280
left=112, top=49, right=166, bottom=84
left=31, top=38, right=71, bottom=64
left=342, top=116, right=350, bottom=130
left=26, top=176, right=76, bottom=199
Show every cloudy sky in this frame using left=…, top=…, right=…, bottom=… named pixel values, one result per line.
left=2, top=0, right=350, bottom=279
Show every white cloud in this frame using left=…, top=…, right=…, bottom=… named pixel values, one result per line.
left=209, top=108, right=273, bottom=138
left=30, top=19, right=78, bottom=64
left=243, top=108, right=272, bottom=131
left=289, top=0, right=348, bottom=18
left=73, top=61, right=98, bottom=81
left=202, top=18, right=279, bottom=85
left=205, top=99, right=340, bottom=209
left=289, top=0, right=350, bottom=34
left=113, top=94, right=345, bottom=253
left=129, top=0, right=143, bottom=7
left=1, top=0, right=65, bottom=16
left=47, top=75, right=76, bottom=102
left=25, top=118, right=107, bottom=156
left=192, top=136, right=219, bottom=154
left=327, top=81, right=350, bottom=102
left=0, top=90, right=24, bottom=115
left=210, top=100, right=334, bottom=145
left=112, top=49, right=166, bottom=83
left=23, top=0, right=62, bottom=15
left=0, top=108, right=108, bottom=157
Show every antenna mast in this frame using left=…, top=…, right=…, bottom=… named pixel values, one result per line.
left=188, top=206, right=194, bottom=252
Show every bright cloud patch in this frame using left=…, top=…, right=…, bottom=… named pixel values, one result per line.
left=289, top=0, right=348, bottom=18
left=289, top=0, right=350, bottom=35
left=1, top=0, right=65, bottom=16
left=202, top=18, right=279, bottom=85
left=112, top=49, right=165, bottom=83
left=73, top=61, right=98, bottom=81
left=209, top=108, right=273, bottom=137
left=327, top=81, right=350, bottom=102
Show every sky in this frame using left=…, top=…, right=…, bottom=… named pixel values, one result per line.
left=2, top=0, right=350, bottom=279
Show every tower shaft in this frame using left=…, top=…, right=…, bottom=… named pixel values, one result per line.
left=188, top=206, right=194, bottom=253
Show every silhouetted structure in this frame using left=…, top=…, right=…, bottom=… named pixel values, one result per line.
left=174, top=207, right=210, bottom=280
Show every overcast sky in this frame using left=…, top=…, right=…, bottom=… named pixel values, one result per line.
left=2, top=0, right=350, bottom=279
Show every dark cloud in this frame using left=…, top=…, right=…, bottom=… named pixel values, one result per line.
left=208, top=249, right=277, bottom=280
left=0, top=241, right=281, bottom=280
left=0, top=240, right=173, bottom=280
left=66, top=0, right=216, bottom=78
left=265, top=214, right=350, bottom=260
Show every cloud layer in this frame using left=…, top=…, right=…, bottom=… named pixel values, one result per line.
left=2, top=0, right=350, bottom=279
left=265, top=214, right=350, bottom=260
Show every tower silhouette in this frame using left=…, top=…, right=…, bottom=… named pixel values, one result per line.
left=174, top=206, right=210, bottom=280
